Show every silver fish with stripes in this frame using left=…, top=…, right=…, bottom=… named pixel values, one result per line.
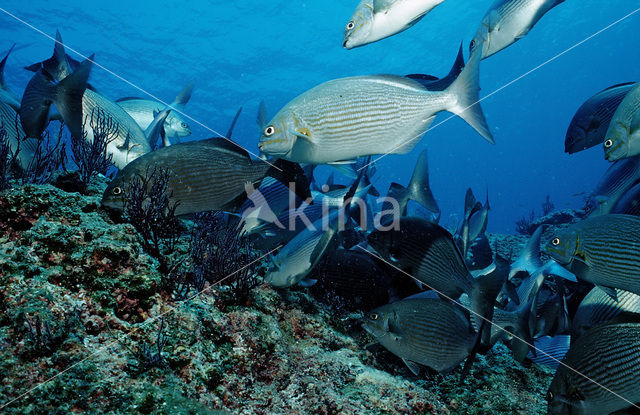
left=604, top=82, right=640, bottom=161
left=471, top=0, right=565, bottom=59
left=544, top=214, right=640, bottom=299
left=547, top=321, right=640, bottom=415
left=0, top=44, right=20, bottom=111
left=363, top=298, right=477, bottom=375
left=586, top=154, right=640, bottom=216
left=565, top=82, right=635, bottom=154
left=258, top=47, right=493, bottom=164
left=572, top=286, right=640, bottom=339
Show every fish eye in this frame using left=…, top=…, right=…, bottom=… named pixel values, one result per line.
left=181, top=122, right=188, bottom=128
left=551, top=237, right=561, bottom=246
left=264, top=125, right=275, bottom=137
left=604, top=139, right=613, bottom=148
left=112, top=187, right=122, bottom=195
left=469, top=40, right=476, bottom=50
left=346, top=21, right=355, bottom=30
left=369, top=313, right=378, bottom=320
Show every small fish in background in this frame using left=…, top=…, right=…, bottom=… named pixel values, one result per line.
left=470, top=0, right=566, bottom=59
left=612, top=181, right=640, bottom=216
left=544, top=214, right=640, bottom=299
left=565, top=82, right=635, bottom=154
left=102, top=138, right=310, bottom=216
left=547, top=321, right=640, bottom=415
left=0, top=44, right=20, bottom=110
left=454, top=187, right=490, bottom=260
left=604, top=82, right=640, bottom=161
left=572, top=287, right=640, bottom=340
left=362, top=298, right=478, bottom=375
left=586, top=154, right=640, bottom=216
left=116, top=81, right=195, bottom=145
left=342, top=0, right=446, bottom=49
left=258, top=45, right=493, bottom=164
left=19, top=32, right=170, bottom=168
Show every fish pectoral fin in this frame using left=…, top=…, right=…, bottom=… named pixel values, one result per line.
left=597, top=285, right=618, bottom=302
left=487, top=10, right=501, bottom=32
left=288, top=127, right=316, bottom=144
left=327, top=159, right=357, bottom=165
left=402, top=358, right=421, bottom=376
left=372, top=0, right=394, bottom=14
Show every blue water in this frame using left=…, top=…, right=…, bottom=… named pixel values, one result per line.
left=1, top=0, right=637, bottom=233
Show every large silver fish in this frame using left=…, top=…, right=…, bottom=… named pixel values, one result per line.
left=102, top=138, right=309, bottom=216
left=0, top=44, right=20, bottom=111
left=363, top=298, right=477, bottom=375
left=548, top=321, right=640, bottom=415
left=116, top=82, right=194, bottom=142
left=258, top=47, right=493, bottom=164
left=565, top=83, right=634, bottom=154
left=470, top=0, right=565, bottom=59
left=544, top=214, right=640, bottom=299
left=20, top=58, right=169, bottom=169
left=342, top=0, right=446, bottom=49
left=572, top=287, right=640, bottom=339
left=603, top=82, right=640, bottom=161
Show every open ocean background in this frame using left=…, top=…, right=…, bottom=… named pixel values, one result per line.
left=0, top=0, right=637, bottom=233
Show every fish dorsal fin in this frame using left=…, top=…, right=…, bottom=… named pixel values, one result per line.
left=200, top=137, right=251, bottom=160
left=405, top=73, right=439, bottom=82
left=172, top=81, right=194, bottom=110
left=0, top=43, right=15, bottom=88
left=115, top=96, right=145, bottom=102
left=257, top=101, right=267, bottom=131
left=226, top=106, right=243, bottom=139
left=372, top=0, right=394, bottom=13
left=602, top=82, right=636, bottom=92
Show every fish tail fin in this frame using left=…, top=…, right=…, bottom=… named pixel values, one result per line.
left=51, top=55, right=93, bottom=139
left=509, top=225, right=543, bottom=279
left=469, top=256, right=509, bottom=348
left=439, top=42, right=466, bottom=91
left=407, top=149, right=440, bottom=214
left=19, top=70, right=56, bottom=138
left=226, top=107, right=243, bottom=139
left=510, top=275, right=545, bottom=362
left=0, top=43, right=15, bottom=88
left=445, top=46, right=494, bottom=144
left=460, top=317, right=486, bottom=382
left=267, top=159, right=312, bottom=203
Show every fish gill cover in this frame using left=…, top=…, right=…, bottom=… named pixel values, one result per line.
left=1, top=0, right=640, bottom=414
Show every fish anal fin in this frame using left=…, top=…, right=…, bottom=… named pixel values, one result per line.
left=402, top=358, right=421, bottom=376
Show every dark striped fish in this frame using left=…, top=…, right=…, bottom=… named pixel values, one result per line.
left=572, top=287, right=640, bottom=339
left=526, top=335, right=570, bottom=369
left=0, top=100, right=37, bottom=171
left=586, top=155, right=640, bottom=216
left=0, top=44, right=20, bottom=110
left=544, top=214, right=640, bottom=298
left=565, top=83, right=635, bottom=154
left=101, top=138, right=309, bottom=216
left=612, top=182, right=640, bottom=216
left=548, top=322, right=640, bottom=414
left=310, top=249, right=393, bottom=310
left=471, top=0, right=565, bottom=59
left=238, top=176, right=301, bottom=235
left=258, top=46, right=493, bottom=164
left=363, top=298, right=477, bottom=375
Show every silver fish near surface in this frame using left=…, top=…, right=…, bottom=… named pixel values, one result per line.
left=565, top=82, right=634, bottom=154
left=258, top=46, right=493, bottom=164
left=116, top=81, right=194, bottom=141
left=547, top=322, right=640, bottom=415
left=471, top=0, right=565, bottom=59
left=342, top=0, right=446, bottom=49
left=603, top=82, right=640, bottom=161
left=363, top=298, right=477, bottom=375
left=544, top=214, right=640, bottom=298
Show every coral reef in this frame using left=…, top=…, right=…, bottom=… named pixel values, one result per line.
left=0, top=180, right=554, bottom=414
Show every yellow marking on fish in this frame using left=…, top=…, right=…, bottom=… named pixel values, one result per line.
left=262, top=138, right=284, bottom=146
left=296, top=127, right=312, bottom=138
